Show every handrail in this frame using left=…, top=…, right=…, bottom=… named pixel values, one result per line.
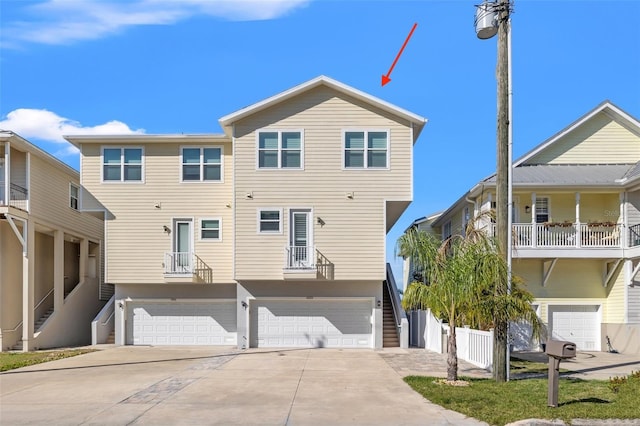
left=34, top=287, right=55, bottom=312
left=629, top=224, right=640, bottom=247
left=193, top=254, right=213, bottom=283
left=385, top=263, right=406, bottom=327
left=1, top=320, right=23, bottom=333
left=101, top=310, right=115, bottom=326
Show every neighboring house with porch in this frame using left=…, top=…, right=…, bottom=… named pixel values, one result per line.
left=407, top=101, right=640, bottom=355
left=0, top=131, right=105, bottom=351
left=68, top=76, right=425, bottom=349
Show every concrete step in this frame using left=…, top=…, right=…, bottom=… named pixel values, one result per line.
left=106, top=331, right=115, bottom=344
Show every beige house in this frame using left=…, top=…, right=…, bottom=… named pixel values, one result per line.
left=0, top=131, right=105, bottom=351
left=68, top=76, right=427, bottom=349
left=411, top=101, right=640, bottom=355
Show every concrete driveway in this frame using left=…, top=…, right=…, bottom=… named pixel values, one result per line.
left=0, top=347, right=485, bottom=426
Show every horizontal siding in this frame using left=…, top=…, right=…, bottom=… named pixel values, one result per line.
left=10, top=148, right=27, bottom=188
left=29, top=155, right=103, bottom=241
left=234, top=198, right=385, bottom=280
left=513, top=191, right=620, bottom=224
left=513, top=259, right=608, bottom=299
left=527, top=112, right=640, bottom=165
left=626, top=191, right=640, bottom=228
left=233, top=86, right=413, bottom=280
left=629, top=273, right=640, bottom=323
left=604, top=266, right=625, bottom=323
left=81, top=142, right=234, bottom=284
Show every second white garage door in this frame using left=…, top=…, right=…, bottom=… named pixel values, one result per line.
left=548, top=305, right=600, bottom=351
left=128, top=301, right=237, bottom=346
left=251, top=299, right=373, bottom=348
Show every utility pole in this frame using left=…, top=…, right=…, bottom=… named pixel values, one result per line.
left=493, top=0, right=511, bottom=383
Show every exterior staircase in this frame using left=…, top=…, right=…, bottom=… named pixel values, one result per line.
left=35, top=307, right=54, bottom=331
left=382, top=283, right=400, bottom=347
left=106, top=330, right=115, bottom=344
left=9, top=307, right=55, bottom=351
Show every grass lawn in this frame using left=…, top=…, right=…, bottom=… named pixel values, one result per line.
left=0, top=349, right=94, bottom=372
left=405, top=373, right=640, bottom=426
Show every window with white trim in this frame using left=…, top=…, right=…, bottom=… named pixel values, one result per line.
left=344, top=130, right=388, bottom=168
left=258, top=209, right=282, bottom=233
left=443, top=220, right=452, bottom=241
left=462, top=206, right=470, bottom=235
left=535, top=197, right=550, bottom=223
left=181, top=147, right=222, bottom=181
left=200, top=218, right=221, bottom=240
left=257, top=131, right=302, bottom=169
left=102, top=147, right=143, bottom=182
left=69, top=183, right=79, bottom=210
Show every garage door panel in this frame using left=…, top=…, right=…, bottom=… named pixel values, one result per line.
left=129, top=302, right=237, bottom=346
left=251, top=299, right=373, bottom=348
left=549, top=305, right=599, bottom=351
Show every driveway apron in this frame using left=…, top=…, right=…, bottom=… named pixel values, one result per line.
left=0, top=346, right=485, bottom=425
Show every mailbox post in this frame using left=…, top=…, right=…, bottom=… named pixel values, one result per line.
left=545, top=340, right=577, bottom=407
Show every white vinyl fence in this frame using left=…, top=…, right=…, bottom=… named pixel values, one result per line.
left=408, top=309, right=493, bottom=370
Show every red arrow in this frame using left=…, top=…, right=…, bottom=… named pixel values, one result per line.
left=382, top=23, right=417, bottom=87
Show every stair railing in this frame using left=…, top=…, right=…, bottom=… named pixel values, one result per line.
left=385, top=263, right=409, bottom=348
left=34, top=287, right=55, bottom=314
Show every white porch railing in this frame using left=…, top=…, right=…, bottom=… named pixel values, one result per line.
left=0, top=182, right=29, bottom=210
left=164, top=252, right=193, bottom=274
left=163, top=252, right=213, bottom=282
left=510, top=223, right=622, bottom=249
left=284, top=245, right=315, bottom=269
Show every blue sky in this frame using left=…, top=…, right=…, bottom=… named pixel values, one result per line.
left=1, top=0, right=639, bottom=284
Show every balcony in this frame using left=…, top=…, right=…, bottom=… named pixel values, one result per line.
left=0, top=182, right=29, bottom=211
left=512, top=223, right=622, bottom=249
left=283, top=245, right=334, bottom=280
left=163, top=252, right=212, bottom=283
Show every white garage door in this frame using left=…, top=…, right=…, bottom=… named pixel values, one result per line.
left=251, top=299, right=373, bottom=348
left=128, top=301, right=237, bottom=346
left=549, top=305, right=599, bottom=351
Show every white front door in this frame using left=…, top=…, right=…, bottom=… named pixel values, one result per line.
left=290, top=210, right=312, bottom=267
left=173, top=219, right=193, bottom=272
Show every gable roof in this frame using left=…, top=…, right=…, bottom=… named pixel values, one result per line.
left=514, top=101, right=640, bottom=167
left=0, top=131, right=80, bottom=177
left=218, top=75, right=428, bottom=140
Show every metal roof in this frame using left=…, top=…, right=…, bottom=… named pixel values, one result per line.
left=483, top=164, right=634, bottom=186
left=622, top=161, right=640, bottom=181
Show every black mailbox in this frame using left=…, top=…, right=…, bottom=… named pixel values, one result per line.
left=546, top=340, right=576, bottom=359
left=545, top=339, right=577, bottom=407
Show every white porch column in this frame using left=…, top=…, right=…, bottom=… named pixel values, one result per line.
left=620, top=192, right=626, bottom=248
left=21, top=220, right=35, bottom=351
left=79, top=238, right=89, bottom=283
left=53, top=229, right=64, bottom=310
left=531, top=193, right=537, bottom=248
left=3, top=141, right=9, bottom=204
left=575, top=192, right=581, bottom=248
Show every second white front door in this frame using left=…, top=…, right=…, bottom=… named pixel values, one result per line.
left=173, top=218, right=193, bottom=272
left=290, top=209, right=312, bottom=267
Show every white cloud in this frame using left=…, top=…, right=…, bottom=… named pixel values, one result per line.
left=3, top=0, right=311, bottom=47
left=0, top=108, right=145, bottom=155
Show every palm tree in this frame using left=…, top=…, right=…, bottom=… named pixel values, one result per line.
left=397, top=220, right=543, bottom=382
